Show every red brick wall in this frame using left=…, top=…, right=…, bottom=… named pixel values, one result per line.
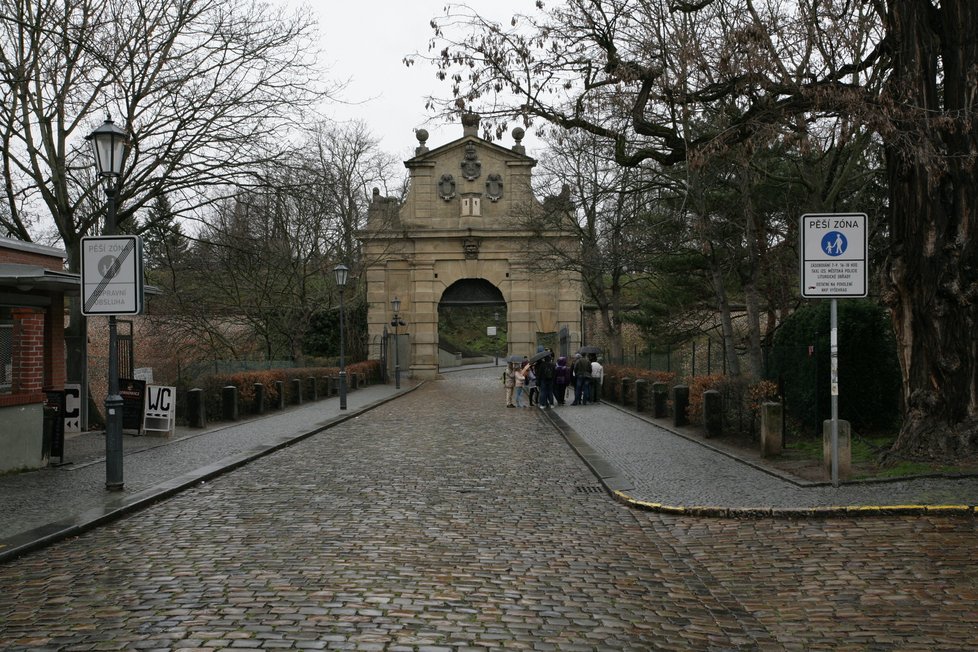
left=0, top=247, right=64, bottom=271
left=1, top=307, right=45, bottom=407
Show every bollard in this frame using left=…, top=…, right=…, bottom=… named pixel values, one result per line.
left=652, top=382, right=668, bottom=418
left=761, top=402, right=783, bottom=457
left=221, top=385, right=239, bottom=422
left=253, top=383, right=266, bottom=415
left=350, top=372, right=359, bottom=390
left=703, top=389, right=722, bottom=438
left=326, top=376, right=336, bottom=397
left=188, top=388, right=206, bottom=428
left=290, top=378, right=302, bottom=405
left=822, top=419, right=852, bottom=481
left=274, top=380, right=286, bottom=410
left=620, top=378, right=632, bottom=406
left=307, top=376, right=318, bottom=401
left=673, top=385, right=690, bottom=427
left=634, top=379, right=648, bottom=412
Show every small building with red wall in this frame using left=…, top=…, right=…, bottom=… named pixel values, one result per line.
left=0, top=238, right=76, bottom=472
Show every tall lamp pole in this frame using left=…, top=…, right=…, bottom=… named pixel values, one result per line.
left=86, top=116, right=129, bottom=491
left=493, top=310, right=499, bottom=366
left=390, top=296, right=404, bottom=390
left=333, top=264, right=349, bottom=410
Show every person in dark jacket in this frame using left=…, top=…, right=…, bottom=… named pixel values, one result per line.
left=535, top=352, right=556, bottom=409
left=554, top=356, right=571, bottom=405
left=572, top=353, right=592, bottom=405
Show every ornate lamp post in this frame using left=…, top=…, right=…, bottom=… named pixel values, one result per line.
left=390, top=296, right=405, bottom=390
left=493, top=310, right=500, bottom=366
left=333, top=263, right=349, bottom=410
left=86, top=116, right=129, bottom=491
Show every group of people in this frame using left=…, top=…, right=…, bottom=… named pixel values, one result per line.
left=502, top=348, right=604, bottom=409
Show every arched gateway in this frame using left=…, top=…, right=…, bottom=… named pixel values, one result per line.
left=360, top=115, right=583, bottom=379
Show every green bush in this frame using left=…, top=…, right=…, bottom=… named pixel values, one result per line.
left=768, top=300, right=901, bottom=433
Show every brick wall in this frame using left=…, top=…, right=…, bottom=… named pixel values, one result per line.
left=0, top=307, right=45, bottom=407
left=0, top=247, right=64, bottom=271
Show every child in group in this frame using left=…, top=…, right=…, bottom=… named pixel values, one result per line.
left=514, top=364, right=528, bottom=407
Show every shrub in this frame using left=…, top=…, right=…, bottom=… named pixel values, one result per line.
left=768, top=300, right=901, bottom=433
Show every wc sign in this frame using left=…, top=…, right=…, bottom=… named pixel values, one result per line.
left=143, top=385, right=176, bottom=434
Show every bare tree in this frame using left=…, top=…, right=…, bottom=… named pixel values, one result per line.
left=0, top=0, right=336, bottom=266
left=154, top=121, right=404, bottom=365
left=529, top=129, right=673, bottom=362
left=419, top=0, right=977, bottom=461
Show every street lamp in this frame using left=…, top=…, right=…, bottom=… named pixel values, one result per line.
left=333, top=263, right=349, bottom=410
left=86, top=115, right=129, bottom=491
left=390, top=296, right=405, bottom=390
left=493, top=310, right=500, bottom=366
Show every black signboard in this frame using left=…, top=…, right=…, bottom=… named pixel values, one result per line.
left=44, top=390, right=66, bottom=460
left=118, top=378, right=146, bottom=433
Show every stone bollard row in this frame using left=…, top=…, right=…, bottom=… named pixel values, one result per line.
left=188, top=388, right=206, bottom=428
left=652, top=382, right=668, bottom=418
left=760, top=401, right=782, bottom=457
left=673, top=385, right=689, bottom=427
left=253, top=383, right=266, bottom=415
left=822, top=419, right=852, bottom=481
left=703, top=389, right=722, bottom=438
left=185, top=367, right=373, bottom=428
left=274, top=380, right=286, bottom=410
left=222, top=385, right=239, bottom=422
left=634, top=379, right=648, bottom=412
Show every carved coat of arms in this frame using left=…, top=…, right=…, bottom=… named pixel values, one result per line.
left=461, top=143, right=482, bottom=181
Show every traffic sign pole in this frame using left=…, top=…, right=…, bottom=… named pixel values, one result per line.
left=800, top=213, right=867, bottom=488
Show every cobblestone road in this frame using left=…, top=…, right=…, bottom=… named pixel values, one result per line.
left=1, top=369, right=976, bottom=650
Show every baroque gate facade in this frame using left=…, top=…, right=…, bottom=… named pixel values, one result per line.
left=360, top=115, right=582, bottom=379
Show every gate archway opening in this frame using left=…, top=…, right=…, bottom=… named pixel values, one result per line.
left=438, top=279, right=506, bottom=365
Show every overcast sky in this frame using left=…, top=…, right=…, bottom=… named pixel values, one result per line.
left=310, top=0, right=543, bottom=159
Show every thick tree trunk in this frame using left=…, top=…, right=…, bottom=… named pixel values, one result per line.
left=882, top=1, right=978, bottom=461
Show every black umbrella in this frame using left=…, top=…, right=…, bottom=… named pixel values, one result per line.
left=578, top=345, right=601, bottom=354
left=528, top=350, right=552, bottom=364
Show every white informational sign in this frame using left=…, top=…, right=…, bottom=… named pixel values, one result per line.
left=64, top=383, right=81, bottom=433
left=800, top=213, right=868, bottom=298
left=134, top=367, right=154, bottom=383
left=80, top=235, right=144, bottom=315
left=486, top=326, right=497, bottom=337
left=143, top=385, right=176, bottom=434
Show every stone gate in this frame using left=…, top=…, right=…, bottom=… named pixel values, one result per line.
left=360, top=115, right=583, bottom=379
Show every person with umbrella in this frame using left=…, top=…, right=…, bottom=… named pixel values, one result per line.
left=531, top=349, right=556, bottom=409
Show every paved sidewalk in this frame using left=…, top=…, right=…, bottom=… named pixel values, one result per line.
left=3, top=365, right=977, bottom=565
left=0, top=380, right=416, bottom=562
left=549, top=394, right=978, bottom=515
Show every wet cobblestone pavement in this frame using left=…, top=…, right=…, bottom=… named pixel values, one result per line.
left=1, top=367, right=976, bottom=650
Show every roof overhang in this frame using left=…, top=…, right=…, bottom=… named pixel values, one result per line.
left=0, top=264, right=80, bottom=294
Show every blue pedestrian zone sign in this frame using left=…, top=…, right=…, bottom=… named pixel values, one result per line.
left=821, top=231, right=848, bottom=256
left=800, top=213, right=867, bottom=298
